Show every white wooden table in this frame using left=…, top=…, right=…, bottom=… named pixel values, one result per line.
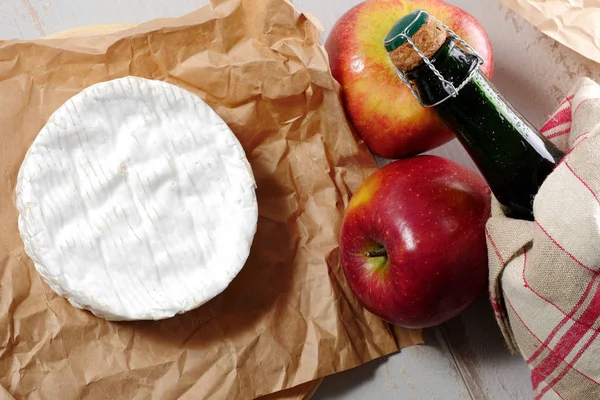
left=3, top=0, right=599, bottom=398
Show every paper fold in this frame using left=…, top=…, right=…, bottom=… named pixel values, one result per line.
left=502, top=0, right=600, bottom=64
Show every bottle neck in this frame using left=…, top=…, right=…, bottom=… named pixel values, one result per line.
left=404, top=38, right=480, bottom=107
left=400, top=37, right=564, bottom=220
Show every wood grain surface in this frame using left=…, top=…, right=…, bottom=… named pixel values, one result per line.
left=3, top=0, right=600, bottom=398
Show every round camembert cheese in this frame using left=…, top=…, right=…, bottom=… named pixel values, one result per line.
left=16, top=76, right=258, bottom=321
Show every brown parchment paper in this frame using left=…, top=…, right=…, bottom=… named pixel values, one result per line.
left=502, top=0, right=600, bottom=64
left=0, top=0, right=422, bottom=399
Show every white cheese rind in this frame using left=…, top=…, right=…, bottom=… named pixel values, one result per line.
left=16, top=76, right=258, bottom=321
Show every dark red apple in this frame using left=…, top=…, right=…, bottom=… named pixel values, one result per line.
left=325, top=0, right=494, bottom=159
left=339, top=155, right=491, bottom=328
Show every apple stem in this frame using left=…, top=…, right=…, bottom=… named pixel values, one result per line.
left=364, top=247, right=387, bottom=258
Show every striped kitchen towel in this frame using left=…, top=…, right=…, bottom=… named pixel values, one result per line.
left=487, top=76, right=600, bottom=400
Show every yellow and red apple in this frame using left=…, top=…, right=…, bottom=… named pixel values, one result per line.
left=339, top=155, right=491, bottom=328
left=326, top=0, right=494, bottom=159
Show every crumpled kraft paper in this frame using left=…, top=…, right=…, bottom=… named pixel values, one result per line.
left=0, top=0, right=422, bottom=399
left=502, top=0, right=600, bottom=64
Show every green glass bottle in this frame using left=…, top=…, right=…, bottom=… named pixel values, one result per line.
left=383, top=10, right=564, bottom=221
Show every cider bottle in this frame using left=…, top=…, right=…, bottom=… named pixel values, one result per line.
left=384, top=10, right=564, bottom=220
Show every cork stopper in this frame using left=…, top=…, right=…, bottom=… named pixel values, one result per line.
left=384, top=10, right=447, bottom=72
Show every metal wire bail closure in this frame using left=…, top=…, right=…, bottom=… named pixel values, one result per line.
left=389, top=11, right=484, bottom=108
